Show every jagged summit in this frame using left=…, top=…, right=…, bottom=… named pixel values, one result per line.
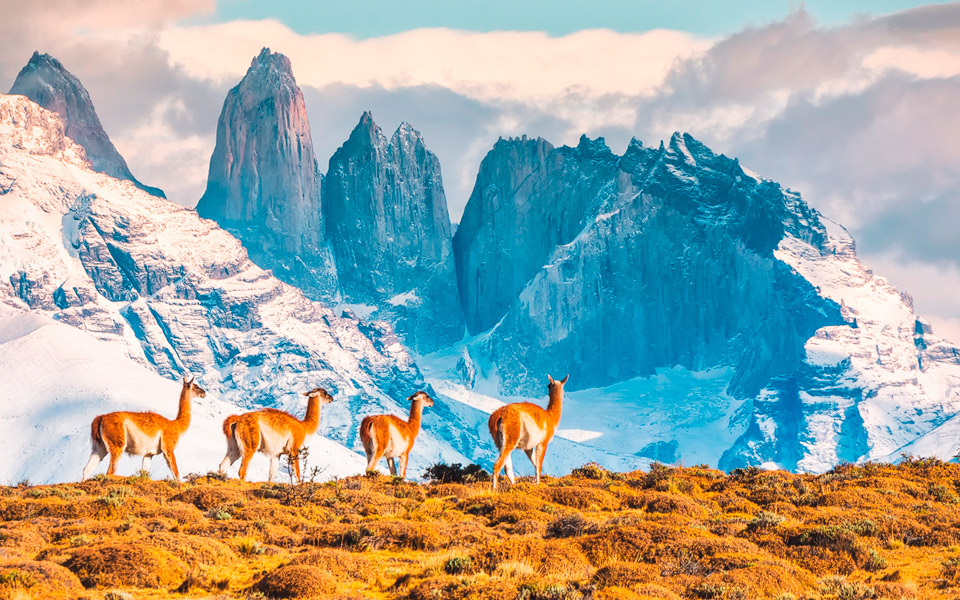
left=196, top=48, right=337, bottom=300
left=323, top=111, right=464, bottom=352
left=8, top=51, right=165, bottom=198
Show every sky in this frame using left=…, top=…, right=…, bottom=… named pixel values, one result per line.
left=1, top=0, right=959, bottom=341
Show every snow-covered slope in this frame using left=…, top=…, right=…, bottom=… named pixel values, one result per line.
left=0, top=94, right=488, bottom=480
left=723, top=219, right=960, bottom=471
left=0, top=309, right=366, bottom=484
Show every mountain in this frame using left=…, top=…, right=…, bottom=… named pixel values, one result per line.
left=453, top=132, right=960, bottom=471
left=457, top=133, right=840, bottom=396
left=323, top=113, right=464, bottom=352
left=196, top=48, right=337, bottom=300
left=0, top=94, right=455, bottom=481
left=0, top=93, right=635, bottom=483
left=8, top=51, right=164, bottom=198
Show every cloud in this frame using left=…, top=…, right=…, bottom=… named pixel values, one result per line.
left=156, top=22, right=713, bottom=102
left=0, top=2, right=957, bottom=334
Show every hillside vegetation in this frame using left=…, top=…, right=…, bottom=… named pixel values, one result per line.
left=0, top=460, right=959, bottom=599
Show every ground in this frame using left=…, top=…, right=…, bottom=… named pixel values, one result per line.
left=0, top=460, right=959, bottom=599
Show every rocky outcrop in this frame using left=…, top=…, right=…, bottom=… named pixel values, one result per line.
left=323, top=113, right=463, bottom=352
left=196, top=48, right=336, bottom=299
left=460, top=133, right=843, bottom=395
left=8, top=51, right=164, bottom=198
left=453, top=135, right=617, bottom=334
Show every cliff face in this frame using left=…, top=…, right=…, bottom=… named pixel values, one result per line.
left=196, top=48, right=336, bottom=299
left=458, top=133, right=842, bottom=395
left=453, top=135, right=618, bottom=334
left=8, top=51, right=164, bottom=198
left=322, top=113, right=463, bottom=352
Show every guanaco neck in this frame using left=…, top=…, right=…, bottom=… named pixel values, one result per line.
left=546, top=385, right=564, bottom=425
left=407, top=399, right=426, bottom=438
left=301, top=394, right=321, bottom=434
left=175, top=384, right=192, bottom=431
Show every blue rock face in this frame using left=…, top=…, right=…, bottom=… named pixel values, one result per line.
left=323, top=113, right=464, bottom=352
left=196, top=48, right=337, bottom=300
left=8, top=52, right=164, bottom=198
left=458, top=133, right=843, bottom=395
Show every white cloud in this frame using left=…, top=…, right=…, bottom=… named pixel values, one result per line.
left=156, top=21, right=714, bottom=103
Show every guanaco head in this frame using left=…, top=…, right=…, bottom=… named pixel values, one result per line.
left=408, top=390, right=435, bottom=408
left=183, top=375, right=207, bottom=398
left=303, top=387, right=335, bottom=405
left=547, top=374, right=569, bottom=392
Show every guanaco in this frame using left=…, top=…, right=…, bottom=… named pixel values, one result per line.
left=488, top=374, right=568, bottom=491
left=218, top=387, right=333, bottom=483
left=81, top=376, right=205, bottom=481
left=360, top=391, right=434, bottom=479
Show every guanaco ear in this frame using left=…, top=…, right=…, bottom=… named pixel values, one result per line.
left=560, top=375, right=569, bottom=385
left=548, top=374, right=555, bottom=384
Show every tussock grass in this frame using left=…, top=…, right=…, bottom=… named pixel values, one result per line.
left=0, top=461, right=956, bottom=597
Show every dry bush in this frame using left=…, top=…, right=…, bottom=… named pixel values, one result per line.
left=144, top=532, right=236, bottom=566
left=625, top=491, right=707, bottom=517
left=289, top=548, right=374, bottom=581
left=255, top=564, right=337, bottom=598
left=0, top=560, right=83, bottom=598
left=471, top=537, right=592, bottom=579
left=171, top=485, right=244, bottom=511
left=64, top=541, right=187, bottom=588
left=592, top=561, right=659, bottom=588
left=403, top=575, right=515, bottom=600
left=0, top=527, right=45, bottom=558
left=546, top=485, right=620, bottom=510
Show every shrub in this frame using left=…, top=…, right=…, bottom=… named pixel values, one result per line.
left=64, top=542, right=187, bottom=588
left=444, top=556, right=476, bottom=575
left=546, top=513, right=598, bottom=538
left=255, top=565, right=337, bottom=598
left=747, top=511, right=785, bottom=531
left=423, top=463, right=491, bottom=484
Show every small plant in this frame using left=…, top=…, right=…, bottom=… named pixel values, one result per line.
left=929, top=481, right=959, bottom=504
left=820, top=576, right=877, bottom=599
left=443, top=556, right=474, bottom=575
left=207, top=506, right=232, bottom=520
left=0, top=569, right=37, bottom=588
left=747, top=510, right=785, bottom=530
left=862, top=548, right=888, bottom=572
left=97, top=486, right=132, bottom=508
left=237, top=538, right=266, bottom=556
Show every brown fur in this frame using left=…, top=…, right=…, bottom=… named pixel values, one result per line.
left=488, top=374, right=568, bottom=491
left=82, top=376, right=206, bottom=481
left=359, top=391, right=434, bottom=479
left=218, top=388, right=333, bottom=483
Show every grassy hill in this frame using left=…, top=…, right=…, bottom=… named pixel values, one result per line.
left=0, top=460, right=959, bottom=599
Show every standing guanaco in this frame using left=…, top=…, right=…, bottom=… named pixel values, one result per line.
left=81, top=376, right=205, bottom=481
left=218, top=387, right=333, bottom=483
left=359, top=391, right=434, bottom=479
left=488, top=374, right=568, bottom=491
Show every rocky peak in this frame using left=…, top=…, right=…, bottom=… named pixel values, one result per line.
left=196, top=48, right=337, bottom=300
left=322, top=112, right=463, bottom=352
left=8, top=51, right=165, bottom=198
left=453, top=134, right=618, bottom=334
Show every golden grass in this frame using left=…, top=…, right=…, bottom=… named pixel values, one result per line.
left=0, top=460, right=958, bottom=597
